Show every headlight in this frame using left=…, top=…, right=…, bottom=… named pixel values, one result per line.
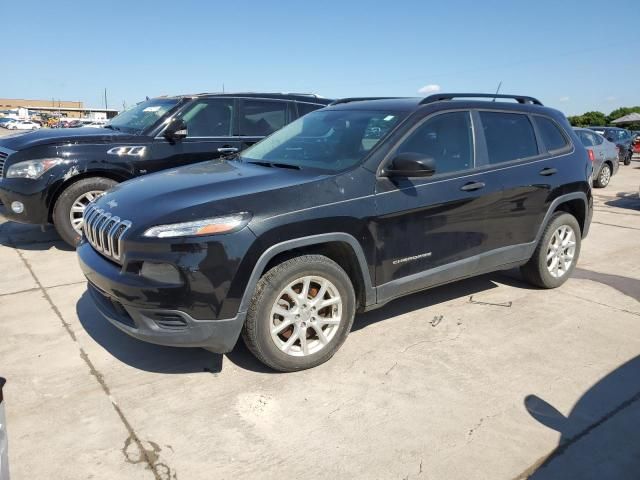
left=5, top=158, right=64, bottom=179
left=143, top=212, right=251, bottom=238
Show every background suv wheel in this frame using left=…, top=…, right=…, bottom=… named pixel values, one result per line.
left=520, top=212, right=581, bottom=289
left=53, top=177, right=117, bottom=247
left=242, top=255, right=356, bottom=372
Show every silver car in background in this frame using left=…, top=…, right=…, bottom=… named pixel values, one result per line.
left=0, top=378, right=7, bottom=480
left=574, top=127, right=619, bottom=188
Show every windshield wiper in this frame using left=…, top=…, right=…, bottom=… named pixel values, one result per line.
left=246, top=160, right=300, bottom=170
left=103, top=124, right=120, bottom=131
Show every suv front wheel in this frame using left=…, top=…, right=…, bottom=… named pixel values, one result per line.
left=242, top=255, right=356, bottom=372
left=53, top=177, right=117, bottom=247
left=520, top=212, right=581, bottom=289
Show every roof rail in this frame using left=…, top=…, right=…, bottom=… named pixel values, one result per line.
left=329, top=97, right=403, bottom=106
left=283, top=92, right=324, bottom=98
left=420, top=93, right=543, bottom=106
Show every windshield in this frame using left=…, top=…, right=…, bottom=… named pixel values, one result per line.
left=240, top=109, right=402, bottom=172
left=107, top=98, right=180, bottom=134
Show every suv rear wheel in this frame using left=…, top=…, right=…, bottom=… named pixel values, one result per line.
left=520, top=212, right=581, bottom=289
left=242, top=255, right=356, bottom=372
left=53, top=177, right=117, bottom=247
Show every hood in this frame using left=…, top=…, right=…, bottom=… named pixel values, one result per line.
left=92, top=160, right=326, bottom=230
left=0, top=127, right=136, bottom=151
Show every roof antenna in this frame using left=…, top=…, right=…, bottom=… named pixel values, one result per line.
left=493, top=81, right=502, bottom=101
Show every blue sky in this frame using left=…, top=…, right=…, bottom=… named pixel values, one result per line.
left=3, top=0, right=639, bottom=115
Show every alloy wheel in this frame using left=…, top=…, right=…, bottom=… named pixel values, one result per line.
left=599, top=165, right=611, bottom=186
left=69, top=190, right=105, bottom=234
left=546, top=225, right=576, bottom=278
left=269, top=276, right=342, bottom=356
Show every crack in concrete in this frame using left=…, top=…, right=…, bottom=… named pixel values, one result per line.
left=11, top=238, right=176, bottom=480
left=400, top=325, right=466, bottom=353
left=591, top=221, right=640, bottom=231
left=0, top=287, right=40, bottom=297
left=560, top=290, right=640, bottom=317
left=0, top=281, right=86, bottom=298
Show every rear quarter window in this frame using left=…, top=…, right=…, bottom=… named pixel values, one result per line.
left=534, top=116, right=569, bottom=152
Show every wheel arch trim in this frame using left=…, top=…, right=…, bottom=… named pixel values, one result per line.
left=238, top=233, right=375, bottom=314
left=537, top=192, right=589, bottom=242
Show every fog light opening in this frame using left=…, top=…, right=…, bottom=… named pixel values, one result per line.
left=10, top=201, right=24, bottom=214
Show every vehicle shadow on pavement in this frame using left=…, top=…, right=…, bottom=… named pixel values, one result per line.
left=0, top=219, right=73, bottom=251
left=76, top=291, right=276, bottom=374
left=76, top=291, right=225, bottom=374
left=353, top=271, right=530, bottom=331
left=604, top=192, right=640, bottom=212
left=518, top=355, right=640, bottom=479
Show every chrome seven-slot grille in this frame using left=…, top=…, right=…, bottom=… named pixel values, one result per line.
left=0, top=151, right=8, bottom=177
left=83, top=203, right=131, bottom=261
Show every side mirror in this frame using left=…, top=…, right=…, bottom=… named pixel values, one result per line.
left=386, top=152, right=436, bottom=177
left=164, top=118, right=188, bottom=142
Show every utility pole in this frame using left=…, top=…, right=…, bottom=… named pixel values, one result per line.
left=104, top=88, right=108, bottom=110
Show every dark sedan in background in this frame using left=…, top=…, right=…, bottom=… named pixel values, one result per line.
left=587, top=126, right=634, bottom=165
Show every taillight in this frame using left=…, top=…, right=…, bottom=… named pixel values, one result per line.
left=587, top=149, right=595, bottom=162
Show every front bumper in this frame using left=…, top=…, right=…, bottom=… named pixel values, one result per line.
left=0, top=178, right=51, bottom=225
left=87, top=283, right=245, bottom=352
left=77, top=235, right=254, bottom=352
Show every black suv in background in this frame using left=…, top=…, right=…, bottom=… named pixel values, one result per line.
left=78, top=93, right=592, bottom=372
left=587, top=126, right=634, bottom=165
left=0, top=93, right=330, bottom=245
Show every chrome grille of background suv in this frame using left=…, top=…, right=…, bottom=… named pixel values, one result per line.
left=0, top=150, right=10, bottom=178
left=83, top=203, right=131, bottom=261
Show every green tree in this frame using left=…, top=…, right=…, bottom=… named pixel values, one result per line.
left=567, top=111, right=607, bottom=127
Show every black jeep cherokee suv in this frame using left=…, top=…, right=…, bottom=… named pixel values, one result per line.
left=0, top=93, right=330, bottom=246
left=77, top=93, right=593, bottom=372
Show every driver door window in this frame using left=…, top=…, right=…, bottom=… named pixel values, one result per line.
left=181, top=99, right=234, bottom=137
left=395, top=111, right=474, bottom=175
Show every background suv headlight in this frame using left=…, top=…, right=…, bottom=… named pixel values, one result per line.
left=5, top=158, right=64, bottom=179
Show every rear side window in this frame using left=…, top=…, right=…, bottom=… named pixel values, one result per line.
left=534, top=116, right=569, bottom=152
left=240, top=100, right=288, bottom=136
left=297, top=102, right=324, bottom=118
left=591, top=132, right=604, bottom=145
left=577, top=131, right=594, bottom=147
left=480, top=112, right=538, bottom=164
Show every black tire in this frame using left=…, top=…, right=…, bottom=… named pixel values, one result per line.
left=520, top=212, right=581, bottom=289
left=242, top=255, right=356, bottom=372
left=52, top=177, right=117, bottom=247
left=624, top=153, right=631, bottom=166
left=594, top=163, right=611, bottom=188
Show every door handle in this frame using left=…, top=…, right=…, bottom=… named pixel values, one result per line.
left=217, top=147, right=239, bottom=154
left=460, top=181, right=485, bottom=192
left=539, top=167, right=558, bottom=176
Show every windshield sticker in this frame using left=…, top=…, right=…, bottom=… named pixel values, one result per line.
left=143, top=106, right=162, bottom=112
left=383, top=115, right=395, bottom=121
